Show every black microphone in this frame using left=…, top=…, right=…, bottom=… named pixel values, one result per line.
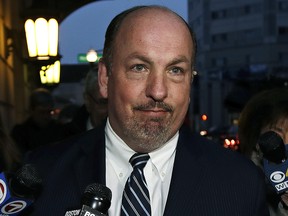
left=65, top=183, right=112, bottom=216
left=0, top=164, right=42, bottom=215
left=258, top=131, right=286, bottom=164
left=258, top=131, right=288, bottom=194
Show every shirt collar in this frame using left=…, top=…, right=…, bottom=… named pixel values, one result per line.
left=105, top=118, right=178, bottom=180
left=86, top=117, right=94, bottom=131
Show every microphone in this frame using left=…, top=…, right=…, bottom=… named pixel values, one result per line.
left=0, top=164, right=42, bottom=215
left=258, top=131, right=286, bottom=163
left=65, top=183, right=112, bottom=216
left=258, top=131, right=288, bottom=194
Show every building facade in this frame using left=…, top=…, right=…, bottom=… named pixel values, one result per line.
left=0, top=0, right=29, bottom=130
left=188, top=0, right=288, bottom=131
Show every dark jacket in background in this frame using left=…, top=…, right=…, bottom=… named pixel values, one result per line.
left=11, top=117, right=64, bottom=154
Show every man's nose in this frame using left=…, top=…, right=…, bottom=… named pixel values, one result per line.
left=145, top=72, right=168, bottom=101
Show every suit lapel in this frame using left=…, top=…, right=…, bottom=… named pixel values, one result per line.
left=163, top=127, right=207, bottom=216
left=72, top=127, right=106, bottom=194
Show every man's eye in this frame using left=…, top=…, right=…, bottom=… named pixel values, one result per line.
left=170, top=67, right=184, bottom=75
left=132, top=64, right=146, bottom=72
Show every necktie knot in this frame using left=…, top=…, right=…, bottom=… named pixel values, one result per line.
left=129, top=153, right=150, bottom=170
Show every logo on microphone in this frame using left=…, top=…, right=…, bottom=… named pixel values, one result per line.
left=1, top=200, right=27, bottom=214
left=0, top=180, right=7, bottom=205
left=270, top=171, right=286, bottom=183
left=269, top=169, right=288, bottom=192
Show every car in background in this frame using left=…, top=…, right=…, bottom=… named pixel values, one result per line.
left=201, top=125, right=240, bottom=151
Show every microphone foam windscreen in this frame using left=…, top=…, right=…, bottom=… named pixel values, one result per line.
left=258, top=131, right=286, bottom=163
left=82, top=183, right=112, bottom=213
left=11, top=164, right=42, bottom=197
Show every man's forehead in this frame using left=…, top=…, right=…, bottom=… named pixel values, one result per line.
left=122, top=7, right=185, bottom=27
left=114, top=9, right=193, bottom=58
left=116, top=7, right=193, bottom=48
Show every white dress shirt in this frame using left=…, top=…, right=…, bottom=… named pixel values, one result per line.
left=86, top=117, right=93, bottom=131
left=105, top=119, right=178, bottom=216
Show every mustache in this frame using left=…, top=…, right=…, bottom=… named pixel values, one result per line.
left=134, top=101, right=173, bottom=112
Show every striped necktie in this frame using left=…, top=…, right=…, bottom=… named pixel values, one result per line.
left=121, top=153, right=151, bottom=216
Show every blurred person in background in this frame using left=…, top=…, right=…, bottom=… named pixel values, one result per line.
left=11, top=88, right=64, bottom=154
left=57, top=103, right=80, bottom=125
left=239, top=87, right=288, bottom=215
left=62, top=68, right=108, bottom=136
left=0, top=113, right=21, bottom=172
left=83, top=68, right=108, bottom=129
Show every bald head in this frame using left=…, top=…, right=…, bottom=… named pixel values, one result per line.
left=102, top=6, right=196, bottom=73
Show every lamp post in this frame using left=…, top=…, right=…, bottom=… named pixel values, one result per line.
left=24, top=17, right=61, bottom=85
left=25, top=18, right=59, bottom=60
left=39, top=60, right=60, bottom=84
left=86, top=49, right=98, bottom=71
left=86, top=49, right=98, bottom=63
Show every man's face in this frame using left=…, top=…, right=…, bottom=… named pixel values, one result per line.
left=99, top=9, right=194, bottom=152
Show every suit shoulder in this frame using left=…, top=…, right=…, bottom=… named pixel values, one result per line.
left=179, top=128, right=261, bottom=175
left=24, top=128, right=103, bottom=178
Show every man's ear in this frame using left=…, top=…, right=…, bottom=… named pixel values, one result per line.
left=98, top=60, right=109, bottom=98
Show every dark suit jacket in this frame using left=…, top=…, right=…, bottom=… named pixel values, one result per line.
left=25, top=124, right=270, bottom=216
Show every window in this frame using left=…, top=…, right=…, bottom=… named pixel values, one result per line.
left=212, top=33, right=228, bottom=43
left=212, top=57, right=227, bottom=67
left=279, top=52, right=288, bottom=62
left=211, top=10, right=227, bottom=20
left=244, top=5, right=251, bottom=14
left=279, top=27, right=288, bottom=35
left=279, top=1, right=288, bottom=12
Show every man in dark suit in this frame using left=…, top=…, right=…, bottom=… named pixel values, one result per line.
left=26, top=5, right=270, bottom=216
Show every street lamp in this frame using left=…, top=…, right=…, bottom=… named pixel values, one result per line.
left=86, top=49, right=98, bottom=63
left=24, top=17, right=61, bottom=84
left=39, top=60, right=60, bottom=85
left=24, top=18, right=59, bottom=60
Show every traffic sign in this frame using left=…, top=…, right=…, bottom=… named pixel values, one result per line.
left=77, top=53, right=102, bottom=63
